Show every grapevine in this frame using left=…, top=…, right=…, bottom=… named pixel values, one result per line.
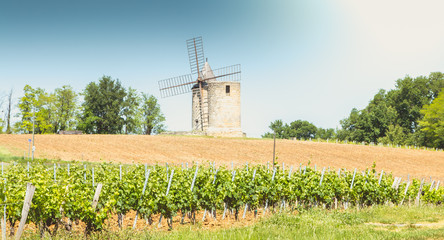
left=0, top=160, right=442, bottom=236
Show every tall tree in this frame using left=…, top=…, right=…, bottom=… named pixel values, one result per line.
left=287, top=120, right=317, bottom=139
left=388, top=76, right=432, bottom=133
left=428, top=72, right=444, bottom=99
left=338, top=108, right=372, bottom=142
left=377, top=125, right=407, bottom=145
left=263, top=119, right=320, bottom=139
left=5, top=89, right=13, bottom=133
left=0, top=93, right=4, bottom=133
left=338, top=72, right=444, bottom=145
left=365, top=89, right=397, bottom=141
left=262, top=119, right=287, bottom=138
left=140, top=93, right=165, bottom=135
left=122, top=87, right=141, bottom=134
left=15, top=85, right=53, bottom=133
left=53, top=85, right=78, bottom=132
left=15, top=85, right=35, bottom=133
left=79, top=76, right=126, bottom=134
left=419, top=89, right=444, bottom=148
left=316, top=128, right=335, bottom=140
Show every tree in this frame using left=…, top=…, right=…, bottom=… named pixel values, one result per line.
left=16, top=85, right=54, bottom=133
left=53, top=86, right=78, bottom=132
left=316, top=128, right=335, bottom=140
left=79, top=76, right=126, bottom=134
left=384, top=73, right=444, bottom=135
left=122, top=88, right=141, bottom=134
left=339, top=108, right=372, bottom=142
left=377, top=125, right=406, bottom=145
left=337, top=72, right=444, bottom=145
left=263, top=119, right=319, bottom=139
left=140, top=93, right=165, bottom=135
left=365, top=89, right=397, bottom=141
left=262, top=120, right=287, bottom=138
left=15, top=85, right=35, bottom=133
left=388, top=76, right=432, bottom=134
left=428, top=72, right=444, bottom=99
left=3, top=89, right=13, bottom=133
left=0, top=93, right=4, bottom=133
left=338, top=89, right=400, bottom=144
left=419, top=89, right=444, bottom=148
left=287, top=120, right=317, bottom=139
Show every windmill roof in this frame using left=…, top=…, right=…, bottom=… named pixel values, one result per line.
left=201, top=62, right=215, bottom=80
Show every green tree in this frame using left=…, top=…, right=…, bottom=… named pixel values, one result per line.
left=428, top=72, right=444, bottom=99
left=419, top=89, right=444, bottom=148
left=388, top=76, right=432, bottom=134
left=0, top=95, right=4, bottom=133
left=4, top=89, right=13, bottom=134
left=262, top=120, right=287, bottom=138
left=339, top=108, right=372, bottom=143
left=140, top=93, right=165, bottom=135
left=365, top=89, right=397, bottom=141
left=338, top=72, right=444, bottom=145
left=15, top=85, right=54, bottom=133
left=15, top=85, right=36, bottom=133
left=0, top=119, right=4, bottom=133
left=53, top=85, right=78, bottom=132
left=377, top=125, right=406, bottom=146
left=316, top=128, right=335, bottom=140
left=263, top=120, right=319, bottom=139
left=287, top=120, right=317, bottom=139
left=79, top=76, right=126, bottom=134
left=122, top=88, right=141, bottom=134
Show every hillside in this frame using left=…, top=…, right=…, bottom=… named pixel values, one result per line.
left=0, top=134, right=443, bottom=181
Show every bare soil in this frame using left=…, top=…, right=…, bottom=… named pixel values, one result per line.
left=0, top=134, right=443, bottom=181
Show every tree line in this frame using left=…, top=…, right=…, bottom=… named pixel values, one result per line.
left=0, top=76, right=165, bottom=135
left=262, top=119, right=335, bottom=140
left=263, top=72, right=444, bottom=148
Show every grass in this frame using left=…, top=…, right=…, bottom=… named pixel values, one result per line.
left=20, top=205, right=444, bottom=240
left=0, top=146, right=23, bottom=162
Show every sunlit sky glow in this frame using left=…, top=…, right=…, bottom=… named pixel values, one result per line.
left=1, top=0, right=444, bottom=137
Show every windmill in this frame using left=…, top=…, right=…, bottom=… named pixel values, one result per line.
left=159, top=37, right=242, bottom=136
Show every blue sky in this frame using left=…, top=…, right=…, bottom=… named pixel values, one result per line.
left=1, top=0, right=444, bottom=137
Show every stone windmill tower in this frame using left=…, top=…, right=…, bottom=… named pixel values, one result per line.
left=159, top=37, right=243, bottom=137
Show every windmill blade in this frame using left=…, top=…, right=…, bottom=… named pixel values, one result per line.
left=203, top=64, right=241, bottom=82
left=186, top=36, right=205, bottom=76
left=158, top=73, right=196, bottom=98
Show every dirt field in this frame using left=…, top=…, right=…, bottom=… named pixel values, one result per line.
left=0, top=134, right=443, bottom=181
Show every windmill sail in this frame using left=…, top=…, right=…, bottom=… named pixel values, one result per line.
left=158, top=64, right=241, bottom=98
left=158, top=73, right=194, bottom=98
left=187, top=37, right=205, bottom=76
left=205, top=64, right=241, bottom=82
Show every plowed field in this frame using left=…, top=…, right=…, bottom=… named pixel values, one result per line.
left=0, top=134, right=443, bottom=181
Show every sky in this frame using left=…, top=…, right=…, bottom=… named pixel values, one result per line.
left=1, top=0, right=444, bottom=137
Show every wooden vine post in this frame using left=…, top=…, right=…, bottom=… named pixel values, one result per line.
left=92, top=183, right=103, bottom=210
left=415, top=179, right=424, bottom=206
left=15, top=183, right=36, bottom=240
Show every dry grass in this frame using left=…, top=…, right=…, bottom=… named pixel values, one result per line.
left=0, top=134, right=443, bottom=181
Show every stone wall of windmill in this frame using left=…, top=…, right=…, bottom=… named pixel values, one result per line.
left=206, top=81, right=243, bottom=137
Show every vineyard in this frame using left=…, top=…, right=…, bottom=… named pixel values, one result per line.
left=0, top=161, right=443, bottom=238
left=1, top=134, right=444, bottom=183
